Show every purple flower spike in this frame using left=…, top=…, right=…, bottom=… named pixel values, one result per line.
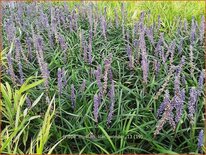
left=133, top=39, right=138, bottom=48
left=58, top=34, right=68, bottom=51
left=58, top=35, right=67, bottom=61
left=7, top=52, right=16, bottom=84
left=108, top=68, right=113, bottom=83
left=174, top=68, right=181, bottom=95
left=35, top=35, right=50, bottom=89
left=18, top=62, right=24, bottom=85
left=154, top=60, right=160, bottom=76
left=181, top=74, right=186, bottom=87
left=103, top=54, right=113, bottom=95
left=175, top=88, right=185, bottom=123
left=184, top=19, right=188, bottom=32
left=101, top=15, right=107, bottom=40
left=126, top=44, right=134, bottom=70
left=189, top=45, right=194, bottom=76
left=95, top=65, right=102, bottom=95
left=199, top=15, right=205, bottom=44
left=157, top=90, right=170, bottom=117
left=169, top=40, right=176, bottom=66
left=133, top=39, right=139, bottom=64
left=140, top=11, right=145, bottom=24
left=114, top=8, right=119, bottom=28
left=80, top=79, right=86, bottom=93
left=133, top=23, right=138, bottom=39
left=62, top=68, right=67, bottom=87
left=88, top=4, right=93, bottom=30
left=198, top=69, right=205, bottom=96
left=26, top=36, right=32, bottom=60
left=15, top=39, right=21, bottom=62
left=146, top=26, right=155, bottom=46
left=121, top=3, right=125, bottom=38
left=15, top=38, right=29, bottom=64
left=157, top=15, right=161, bottom=30
left=71, top=84, right=76, bottom=109
left=88, top=30, right=93, bottom=65
left=178, top=38, right=184, bottom=54
left=190, top=16, right=196, bottom=45
left=107, top=80, right=115, bottom=125
left=188, top=87, right=198, bottom=123
left=83, top=41, right=88, bottom=63
left=5, top=19, right=16, bottom=44
left=141, top=51, right=149, bottom=84
left=198, top=130, right=204, bottom=151
left=57, top=68, right=63, bottom=96
left=94, top=94, right=100, bottom=123
left=42, top=63, right=50, bottom=89
left=155, top=33, right=164, bottom=57
left=81, top=30, right=87, bottom=62
left=140, top=31, right=149, bottom=83
left=68, top=15, right=73, bottom=33
left=155, top=90, right=176, bottom=136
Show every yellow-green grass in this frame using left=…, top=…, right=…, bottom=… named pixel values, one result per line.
left=51, top=1, right=204, bottom=33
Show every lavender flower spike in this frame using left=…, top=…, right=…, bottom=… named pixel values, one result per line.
left=71, top=84, right=76, bottom=109
left=88, top=30, right=93, bottom=65
left=141, top=48, right=149, bottom=84
left=178, top=38, right=184, bottom=54
left=188, top=87, right=198, bottom=123
left=95, top=65, right=102, bottom=95
left=199, top=15, right=205, bottom=44
left=103, top=54, right=112, bottom=95
left=80, top=31, right=87, bottom=63
left=35, top=36, right=50, bottom=89
left=139, top=30, right=149, bottom=84
left=184, top=19, right=188, bottom=32
left=15, top=39, right=21, bottom=62
left=189, top=45, right=194, bottom=76
left=146, top=26, right=155, bottom=46
left=7, top=52, right=16, bottom=84
left=5, top=19, right=16, bottom=44
left=58, top=35, right=67, bottom=56
left=198, top=130, right=204, bottom=151
left=154, top=60, right=160, bottom=77
left=126, top=44, right=134, bottom=70
left=174, top=68, right=181, bottom=95
left=107, top=80, right=115, bottom=125
left=94, top=94, right=100, bottom=123
left=15, top=39, right=29, bottom=63
left=154, top=95, right=175, bottom=136
left=26, top=36, right=32, bottom=60
left=181, top=74, right=186, bottom=87
left=114, top=8, right=119, bottom=28
left=133, top=39, right=139, bottom=64
left=190, top=16, right=196, bottom=45
left=57, top=68, right=63, bottom=96
left=18, top=62, right=24, bottom=84
left=121, top=3, right=125, bottom=38
left=80, top=79, right=86, bottom=93
left=62, top=68, right=67, bottom=87
left=101, top=15, right=107, bottom=40
left=175, top=88, right=185, bottom=123
left=198, top=69, right=205, bottom=96
left=88, top=4, right=93, bottom=30
left=157, top=90, right=170, bottom=117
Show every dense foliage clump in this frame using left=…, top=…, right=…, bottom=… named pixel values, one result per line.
left=1, top=2, right=205, bottom=154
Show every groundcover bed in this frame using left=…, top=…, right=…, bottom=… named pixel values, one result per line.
left=1, top=1, right=206, bottom=154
